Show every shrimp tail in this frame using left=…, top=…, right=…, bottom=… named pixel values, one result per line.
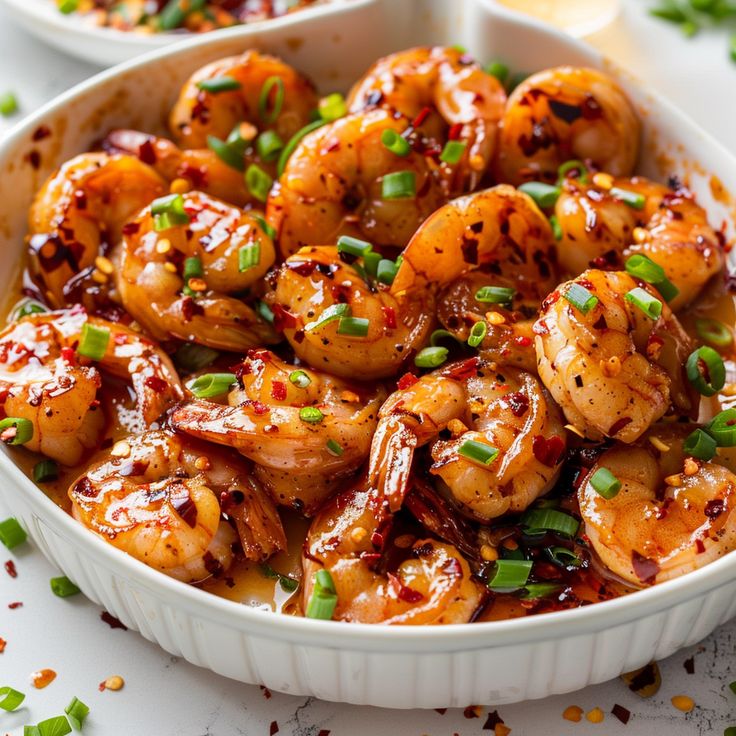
left=368, top=415, right=418, bottom=513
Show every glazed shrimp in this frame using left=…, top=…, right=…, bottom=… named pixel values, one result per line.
left=169, top=50, right=318, bottom=150
left=554, top=175, right=724, bottom=309
left=495, top=67, right=640, bottom=186
left=579, top=424, right=736, bottom=586
left=116, top=190, right=277, bottom=351
left=70, top=431, right=286, bottom=582
left=171, top=349, right=386, bottom=513
left=266, top=108, right=447, bottom=257
left=302, top=475, right=486, bottom=624
left=102, top=129, right=254, bottom=207
left=27, top=153, right=167, bottom=307
left=0, top=309, right=182, bottom=464
left=370, top=358, right=566, bottom=521
left=535, top=269, right=694, bottom=444
left=347, top=46, right=507, bottom=193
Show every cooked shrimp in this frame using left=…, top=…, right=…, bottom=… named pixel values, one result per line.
left=347, top=46, right=507, bottom=193
left=370, top=358, right=566, bottom=521
left=579, top=424, right=736, bottom=586
left=170, top=349, right=385, bottom=513
left=102, top=129, right=254, bottom=207
left=116, top=190, right=277, bottom=352
left=268, top=245, right=434, bottom=380
left=554, top=175, right=725, bottom=309
left=534, top=269, right=694, bottom=444
left=27, top=153, right=167, bottom=307
left=303, top=475, right=486, bottom=624
left=69, top=430, right=286, bottom=582
left=266, top=108, right=446, bottom=257
left=169, top=50, right=317, bottom=150
left=495, top=67, right=640, bottom=186
left=0, top=308, right=182, bottom=464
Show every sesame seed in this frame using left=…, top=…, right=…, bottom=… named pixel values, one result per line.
left=585, top=707, right=605, bottom=723
left=164, top=262, right=177, bottom=273
left=683, top=458, right=699, bottom=476
left=156, top=238, right=171, bottom=254
left=111, top=441, right=131, bottom=458
left=188, top=277, right=207, bottom=292
left=350, top=526, right=368, bottom=544
left=671, top=695, right=695, bottom=712
left=486, top=311, right=506, bottom=325
left=91, top=270, right=108, bottom=284
left=95, top=255, right=114, bottom=274
left=169, top=178, right=191, bottom=194
left=665, top=473, right=683, bottom=487
left=480, top=544, right=498, bottom=562
left=447, top=418, right=469, bottom=436
left=592, top=172, right=614, bottom=190
left=633, top=226, right=650, bottom=243
left=194, top=456, right=211, bottom=471
left=649, top=436, right=670, bottom=452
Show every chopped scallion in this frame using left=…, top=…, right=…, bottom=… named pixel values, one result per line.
left=256, top=130, right=284, bottom=162
left=610, top=186, right=646, bottom=209
left=475, top=286, right=515, bottom=304
left=557, top=159, right=588, bottom=184
left=487, top=559, right=532, bottom=591
left=683, top=428, right=717, bottom=461
left=244, top=164, right=273, bottom=203
left=705, top=408, right=736, bottom=447
left=520, top=583, right=563, bottom=600
left=277, top=119, right=326, bottom=177
left=0, top=518, right=27, bottom=550
left=589, top=467, right=622, bottom=499
left=521, top=508, right=579, bottom=537
left=50, top=576, right=80, bottom=598
left=326, top=438, right=344, bottom=456
left=458, top=439, right=498, bottom=466
left=258, top=76, right=285, bottom=124
left=187, top=373, right=237, bottom=398
left=414, top=346, right=448, bottom=368
left=518, top=181, right=561, bottom=208
left=299, top=407, right=324, bottom=424
left=686, top=345, right=726, bottom=397
left=625, top=287, right=662, bottom=319
left=206, top=134, right=245, bottom=171
left=288, top=370, right=311, bottom=388
left=545, top=546, right=581, bottom=568
left=65, top=696, right=90, bottom=730
left=304, top=303, right=350, bottom=332
left=0, top=91, right=18, bottom=117
left=440, top=140, right=467, bottom=164
left=318, top=93, right=348, bottom=122
left=0, top=417, right=33, bottom=445
left=485, top=60, right=509, bottom=83
left=467, top=320, right=487, bottom=348
left=238, top=243, right=261, bottom=272
left=376, top=259, right=399, bottom=285
left=336, top=316, right=369, bottom=337
left=305, top=569, right=337, bottom=619
left=196, top=76, right=242, bottom=93
left=0, top=686, right=25, bottom=711
left=696, top=318, right=733, bottom=349
left=563, top=283, right=598, bottom=314
left=380, top=128, right=411, bottom=157
left=337, top=235, right=372, bottom=258
left=381, top=171, right=416, bottom=199
left=33, top=460, right=58, bottom=484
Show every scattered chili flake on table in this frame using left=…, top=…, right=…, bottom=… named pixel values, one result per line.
left=562, top=705, right=583, bottom=722
left=0, top=637, right=6, bottom=653
left=621, top=661, right=662, bottom=697
left=269, top=720, right=279, bottom=735
left=483, top=710, right=505, bottom=730
left=31, top=669, right=57, bottom=689
left=4, top=560, right=17, bottom=578
left=683, top=656, right=695, bottom=674
left=464, top=704, right=482, bottom=718
left=100, top=611, right=128, bottom=630
left=317, top=731, right=330, bottom=736
left=435, top=708, right=447, bottom=715
left=611, top=703, right=631, bottom=725
left=8, top=601, right=22, bottom=609
left=259, top=685, right=272, bottom=699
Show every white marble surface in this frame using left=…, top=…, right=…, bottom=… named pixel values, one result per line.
left=1, top=2, right=736, bottom=734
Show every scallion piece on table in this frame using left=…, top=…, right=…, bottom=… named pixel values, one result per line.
left=458, top=439, right=498, bottom=466
left=610, top=186, right=646, bottom=209
left=336, top=316, right=369, bottom=337
left=589, top=467, right=622, bottom=499
left=187, top=373, right=237, bottom=399
left=0, top=518, right=27, bottom=550
left=686, top=345, right=725, bottom=397
left=244, top=164, right=273, bottom=203
left=487, top=559, right=532, bottom=591
left=521, top=508, right=579, bottom=537
left=50, top=576, right=80, bottom=598
left=299, top=407, right=324, bottom=424
left=467, top=320, right=487, bottom=348
left=318, top=93, right=347, bottom=122
left=440, top=140, right=467, bottom=164
left=683, top=428, right=717, bottom=461
left=382, top=171, right=416, bottom=199
left=288, top=370, right=311, bottom=388
left=33, top=460, right=59, bottom=484
left=381, top=129, right=411, bottom=157
left=34, top=715, right=72, bottom=736
left=414, top=346, right=448, bottom=369
left=304, top=303, right=350, bottom=332
left=625, top=287, right=662, bottom=319
left=705, top=408, right=736, bottom=447
left=518, top=181, right=560, bottom=208
left=258, top=76, right=285, bottom=124
left=0, top=417, right=33, bottom=446
left=0, top=686, right=25, bottom=712
left=256, top=130, right=284, bottom=162
left=475, top=285, right=515, bottom=304
left=563, top=283, right=598, bottom=314
left=238, top=243, right=261, bottom=272
left=305, top=569, right=338, bottom=620
left=65, top=696, right=90, bottom=730
left=696, top=318, right=733, bottom=349
left=196, top=76, right=242, bottom=93
left=0, top=91, right=18, bottom=117
left=57, top=0, right=79, bottom=14
left=337, top=235, right=373, bottom=258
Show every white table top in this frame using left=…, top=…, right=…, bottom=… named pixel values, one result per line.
left=1, top=2, right=736, bottom=734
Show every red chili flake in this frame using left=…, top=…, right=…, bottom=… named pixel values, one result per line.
left=609, top=416, right=632, bottom=437
left=370, top=531, right=384, bottom=547
left=359, top=552, right=381, bottom=564
left=683, top=656, right=694, bottom=674
left=260, top=685, right=272, bottom=699
left=73, top=189, right=87, bottom=210
left=532, top=435, right=565, bottom=467
left=172, top=491, right=198, bottom=528
left=121, top=221, right=140, bottom=236
left=442, top=557, right=463, bottom=577
left=443, top=356, right=479, bottom=381
left=397, top=372, right=418, bottom=390
left=646, top=334, right=664, bottom=360
left=631, top=551, right=659, bottom=584
left=271, top=303, right=298, bottom=331
left=483, top=710, right=504, bottom=730
left=270, top=720, right=279, bottom=736
left=505, top=391, right=529, bottom=417
left=704, top=499, right=724, bottom=519
left=695, top=538, right=706, bottom=554
left=611, top=703, right=631, bottom=724
left=412, top=106, right=432, bottom=128
left=592, top=314, right=608, bottom=331
left=317, top=731, right=330, bottom=736
left=60, top=347, right=77, bottom=365
left=388, top=573, right=424, bottom=603
left=144, top=375, right=168, bottom=393
left=4, top=560, right=17, bottom=578
left=270, top=380, right=287, bottom=401
left=514, top=335, right=532, bottom=347
left=382, top=305, right=397, bottom=329
left=435, top=708, right=447, bottom=715
left=448, top=123, right=463, bottom=140
left=32, top=125, right=51, bottom=142
left=246, top=399, right=269, bottom=416
left=27, top=150, right=41, bottom=169
left=100, top=611, right=128, bottom=630
left=0, top=637, right=6, bottom=653
left=138, top=139, right=157, bottom=165
left=463, top=705, right=482, bottom=719
left=8, top=602, right=22, bottom=609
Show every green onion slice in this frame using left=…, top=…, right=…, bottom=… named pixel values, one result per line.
left=0, top=686, right=25, bottom=711
left=245, top=164, right=273, bottom=203
left=380, top=128, right=411, bottom=157
left=174, top=343, right=219, bottom=372
left=549, top=213, right=562, bottom=241
left=458, top=439, right=499, bottom=466
left=686, top=346, right=726, bottom=397
left=589, top=467, right=622, bottom=499
left=705, top=408, right=736, bottom=447
left=277, top=119, right=327, bottom=177
left=187, top=373, right=237, bottom=398
left=33, top=459, right=59, bottom=483
left=625, top=287, right=662, bottom=319
left=304, top=303, right=350, bottom=332
left=256, top=129, right=284, bottom=162
left=299, top=407, right=324, bottom=424
left=256, top=300, right=275, bottom=324
left=485, top=60, right=509, bottom=83
left=382, top=171, right=416, bottom=199
left=11, top=298, right=48, bottom=320
left=50, top=576, right=80, bottom=598
left=467, top=321, right=487, bottom=348
left=0, top=91, right=18, bottom=117
left=288, top=370, right=311, bottom=388
left=610, top=186, right=646, bottom=210
left=318, top=92, right=348, bottom=122
left=683, top=428, right=717, bottom=461
left=475, top=285, right=515, bottom=304
left=305, top=569, right=338, bottom=619
left=254, top=215, right=276, bottom=240
left=78, top=322, right=110, bottom=360
left=487, top=559, right=532, bottom=591
left=563, top=283, right=598, bottom=314
left=545, top=546, right=581, bottom=568
left=34, top=715, right=72, bottom=736
left=696, top=318, right=733, bottom=349
left=207, top=134, right=245, bottom=171
left=196, top=76, right=242, bottom=93
left=0, top=417, right=33, bottom=445
left=336, top=316, right=369, bottom=337
left=520, top=583, right=563, bottom=600
left=0, top=517, right=27, bottom=549
left=414, top=346, right=448, bottom=369
left=337, top=235, right=372, bottom=258
left=625, top=253, right=665, bottom=283
left=258, top=76, right=285, bottom=124
left=518, top=181, right=561, bottom=208
left=238, top=243, right=261, bottom=272
left=440, top=140, right=467, bottom=164
left=557, top=159, right=588, bottom=184
left=326, top=438, right=344, bottom=456
left=151, top=193, right=189, bottom=231
left=522, top=508, right=579, bottom=537
left=65, top=696, right=90, bottom=730
left=376, top=259, right=399, bottom=286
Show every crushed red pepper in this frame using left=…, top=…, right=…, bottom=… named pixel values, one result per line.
left=4, top=560, right=17, bottom=578
left=100, top=611, right=128, bottom=630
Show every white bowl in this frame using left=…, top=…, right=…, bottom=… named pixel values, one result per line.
left=2, top=0, right=736, bottom=710
left=0, top=0, right=364, bottom=66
